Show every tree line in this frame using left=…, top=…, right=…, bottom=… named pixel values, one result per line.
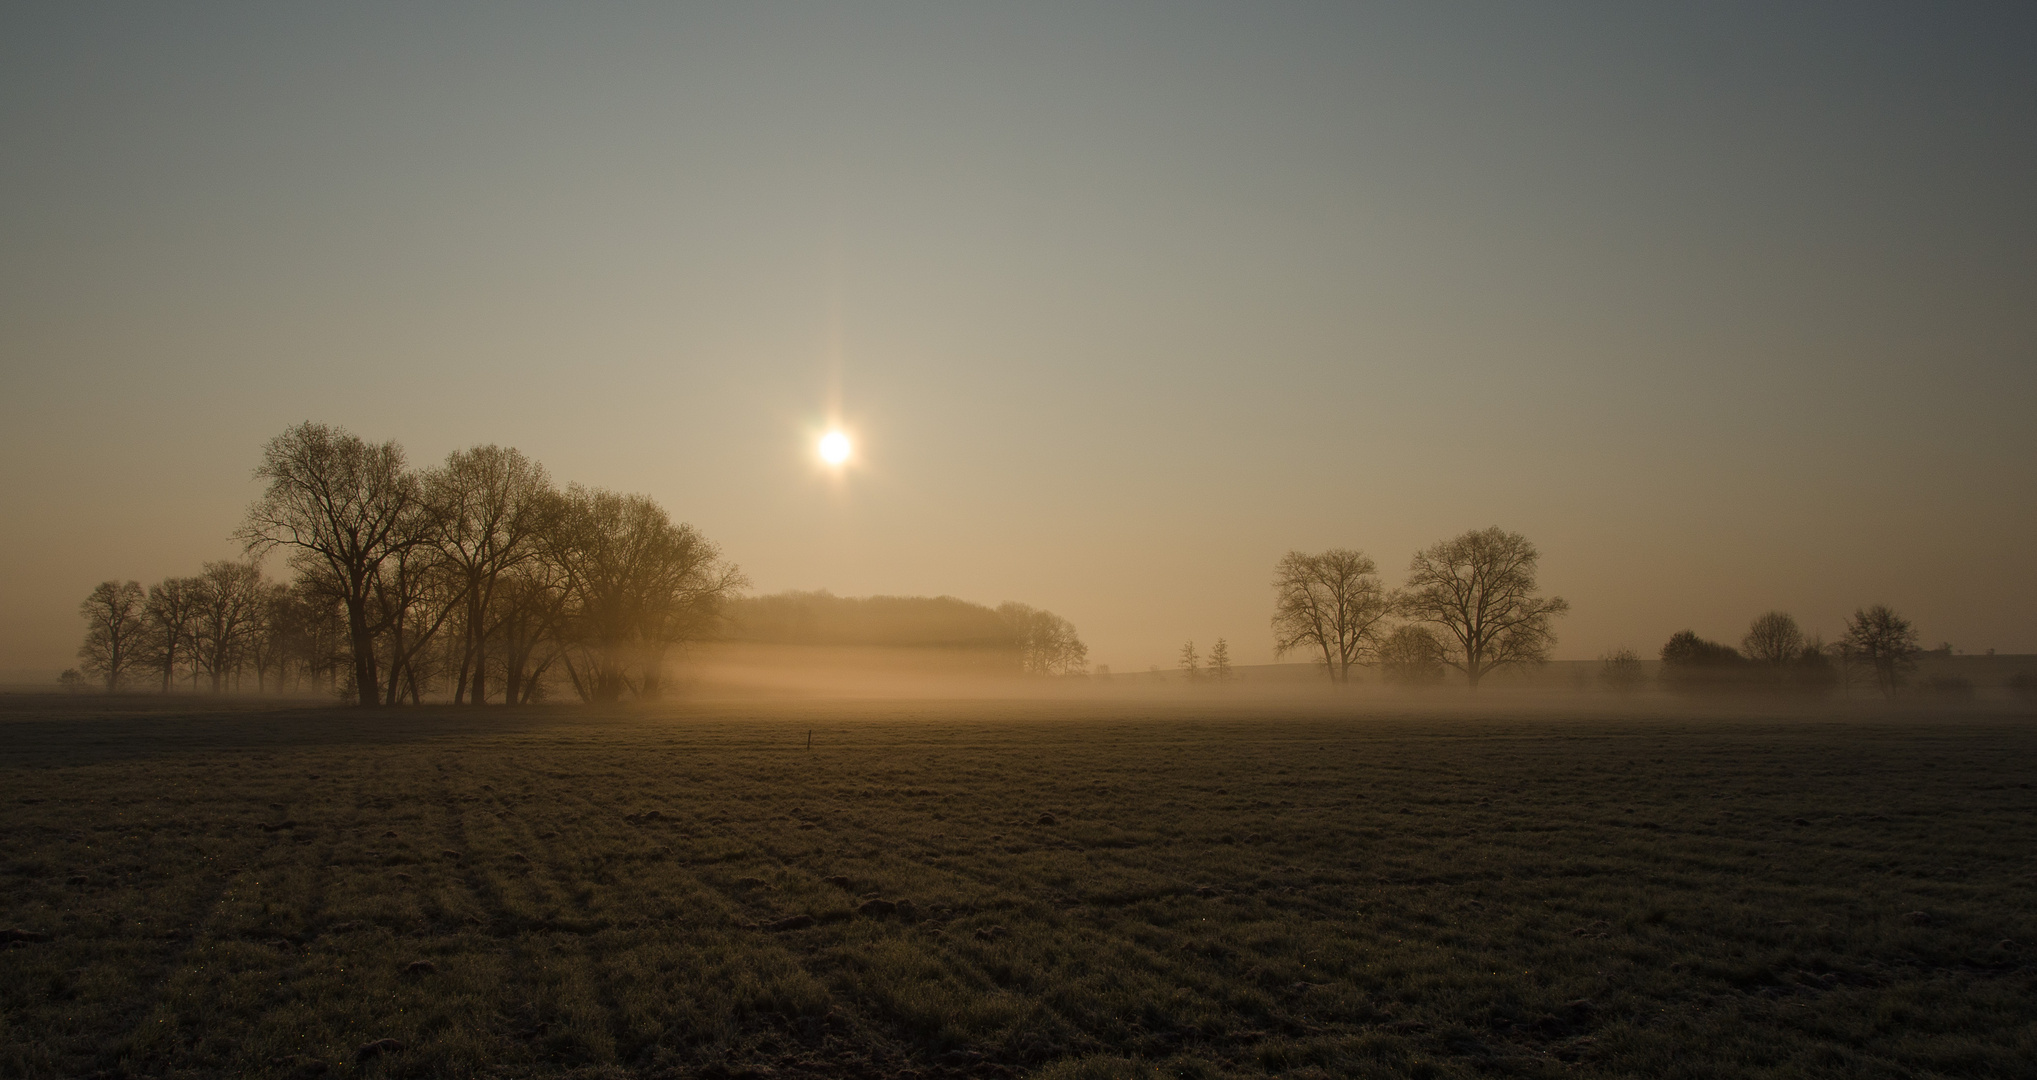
left=69, top=423, right=744, bottom=706
left=1271, top=527, right=1569, bottom=688
left=723, top=590, right=1089, bottom=676
left=1606, top=604, right=1933, bottom=699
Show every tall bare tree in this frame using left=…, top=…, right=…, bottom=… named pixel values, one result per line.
left=426, top=445, right=554, bottom=705
left=237, top=423, right=420, bottom=706
left=77, top=580, right=146, bottom=691
left=142, top=576, right=202, bottom=693
left=1840, top=604, right=1918, bottom=700
left=1742, top=611, right=1805, bottom=665
left=1271, top=549, right=1392, bottom=683
left=1400, top=528, right=1568, bottom=688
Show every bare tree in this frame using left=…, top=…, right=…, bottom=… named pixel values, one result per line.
left=426, top=445, right=554, bottom=705
left=1178, top=640, right=1200, bottom=680
left=244, top=580, right=296, bottom=693
left=190, top=560, right=266, bottom=693
left=365, top=523, right=460, bottom=705
left=497, top=561, right=571, bottom=704
left=544, top=486, right=744, bottom=702
left=237, top=423, right=420, bottom=706
left=1271, top=549, right=1392, bottom=683
left=77, top=580, right=146, bottom=691
left=1378, top=624, right=1448, bottom=687
left=1742, top=611, right=1805, bottom=665
left=1400, top=528, right=1568, bottom=688
left=1207, top=638, right=1233, bottom=682
left=997, top=602, right=1089, bottom=676
left=1840, top=604, right=1919, bottom=700
left=142, top=576, right=202, bottom=693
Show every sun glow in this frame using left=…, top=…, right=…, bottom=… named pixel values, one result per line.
left=818, top=430, right=852, bottom=466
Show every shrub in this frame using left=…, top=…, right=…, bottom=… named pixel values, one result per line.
left=1599, top=647, right=1646, bottom=693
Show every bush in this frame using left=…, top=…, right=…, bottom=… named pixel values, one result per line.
left=1599, top=647, right=1646, bottom=693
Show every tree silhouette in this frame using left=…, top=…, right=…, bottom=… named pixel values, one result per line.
left=427, top=445, right=555, bottom=705
left=998, top=602, right=1089, bottom=676
left=1742, top=611, right=1805, bottom=665
left=1271, top=549, right=1392, bottom=683
left=1840, top=605, right=1919, bottom=700
left=238, top=423, right=421, bottom=707
left=1207, top=638, right=1233, bottom=682
left=1400, top=528, right=1568, bottom=688
left=142, top=577, right=201, bottom=693
left=77, top=580, right=146, bottom=691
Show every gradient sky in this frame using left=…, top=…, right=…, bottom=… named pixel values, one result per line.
left=3, top=2, right=2033, bottom=679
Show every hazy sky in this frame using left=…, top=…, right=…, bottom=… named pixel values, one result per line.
left=3, top=2, right=2033, bottom=678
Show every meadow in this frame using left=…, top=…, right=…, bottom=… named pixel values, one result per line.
left=1, top=692, right=2033, bottom=1079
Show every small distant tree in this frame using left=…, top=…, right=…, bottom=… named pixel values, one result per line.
left=1271, top=549, right=1393, bottom=684
left=1207, top=639, right=1233, bottom=682
left=1840, top=604, right=1919, bottom=700
left=1179, top=640, right=1201, bottom=681
left=1599, top=646, right=1645, bottom=693
left=1742, top=611, right=1805, bottom=665
left=59, top=668, right=89, bottom=693
left=77, top=580, right=147, bottom=691
left=1400, top=528, right=1568, bottom=688
left=1379, top=625, right=1447, bottom=687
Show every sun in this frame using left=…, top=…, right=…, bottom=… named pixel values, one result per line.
left=818, top=429, right=852, bottom=466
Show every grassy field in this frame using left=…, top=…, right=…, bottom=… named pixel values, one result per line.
left=1, top=693, right=2033, bottom=1079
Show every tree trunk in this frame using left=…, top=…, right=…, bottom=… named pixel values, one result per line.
left=346, top=596, right=380, bottom=707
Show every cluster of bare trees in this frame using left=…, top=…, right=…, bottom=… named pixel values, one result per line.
left=68, top=565, right=345, bottom=695
left=72, top=423, right=744, bottom=706
left=1272, top=527, right=1569, bottom=688
left=1636, top=604, right=1922, bottom=699
left=997, top=602, right=1090, bottom=676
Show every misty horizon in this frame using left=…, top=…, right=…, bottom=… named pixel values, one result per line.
left=4, top=4, right=2033, bottom=684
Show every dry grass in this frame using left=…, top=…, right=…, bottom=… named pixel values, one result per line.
left=2, top=692, right=2034, bottom=1078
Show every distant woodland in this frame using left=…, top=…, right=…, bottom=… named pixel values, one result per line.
left=65, top=423, right=1087, bottom=706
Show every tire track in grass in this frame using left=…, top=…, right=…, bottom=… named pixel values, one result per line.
left=107, top=794, right=292, bottom=1072
left=479, top=754, right=712, bottom=1068
left=497, top=753, right=897, bottom=1068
